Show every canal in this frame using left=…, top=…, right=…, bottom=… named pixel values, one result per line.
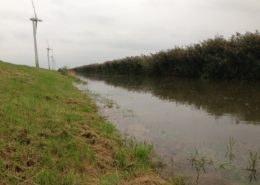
left=76, top=75, right=260, bottom=185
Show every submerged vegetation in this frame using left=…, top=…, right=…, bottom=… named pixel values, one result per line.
left=0, top=61, right=168, bottom=185
left=188, top=150, right=213, bottom=185
left=225, top=137, right=236, bottom=161
left=246, top=151, right=259, bottom=182
left=73, top=31, right=260, bottom=80
left=187, top=147, right=260, bottom=185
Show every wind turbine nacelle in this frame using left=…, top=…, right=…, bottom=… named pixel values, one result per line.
left=30, top=17, right=43, bottom=22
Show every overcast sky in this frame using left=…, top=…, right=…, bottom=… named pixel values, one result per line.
left=0, top=0, right=260, bottom=69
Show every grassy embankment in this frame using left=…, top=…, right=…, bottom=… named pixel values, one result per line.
left=0, top=61, right=168, bottom=185
left=73, top=32, right=260, bottom=80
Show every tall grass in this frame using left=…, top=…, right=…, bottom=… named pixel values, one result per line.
left=74, top=31, right=260, bottom=80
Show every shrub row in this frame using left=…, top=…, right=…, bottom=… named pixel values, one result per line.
left=73, top=31, right=260, bottom=79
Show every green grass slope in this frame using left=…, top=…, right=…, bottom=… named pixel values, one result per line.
left=0, top=61, right=168, bottom=185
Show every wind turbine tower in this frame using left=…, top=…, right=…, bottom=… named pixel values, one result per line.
left=30, top=0, right=42, bottom=68
left=46, top=41, right=52, bottom=70
left=51, top=49, right=56, bottom=70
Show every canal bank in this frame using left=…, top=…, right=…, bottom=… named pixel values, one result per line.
left=0, top=61, right=169, bottom=185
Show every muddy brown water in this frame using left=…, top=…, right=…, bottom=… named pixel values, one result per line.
left=75, top=75, right=260, bottom=185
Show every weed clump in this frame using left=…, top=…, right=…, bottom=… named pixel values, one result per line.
left=188, top=149, right=213, bottom=185
left=246, top=150, right=259, bottom=182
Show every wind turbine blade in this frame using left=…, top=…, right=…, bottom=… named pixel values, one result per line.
left=31, top=0, right=37, bottom=18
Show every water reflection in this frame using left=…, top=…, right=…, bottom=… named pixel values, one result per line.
left=79, top=74, right=260, bottom=124
left=75, top=74, right=260, bottom=185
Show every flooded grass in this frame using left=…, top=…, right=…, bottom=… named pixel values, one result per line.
left=245, top=151, right=259, bottom=182
left=225, top=137, right=236, bottom=162
left=188, top=149, right=213, bottom=185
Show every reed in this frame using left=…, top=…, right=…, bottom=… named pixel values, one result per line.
left=73, top=31, right=260, bottom=80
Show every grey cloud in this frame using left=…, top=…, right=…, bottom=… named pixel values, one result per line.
left=213, top=0, right=260, bottom=13
left=0, top=0, right=259, bottom=69
left=13, top=32, right=31, bottom=40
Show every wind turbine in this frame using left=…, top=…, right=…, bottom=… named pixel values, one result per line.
left=30, top=0, right=42, bottom=68
left=46, top=41, right=52, bottom=70
left=51, top=49, right=56, bottom=70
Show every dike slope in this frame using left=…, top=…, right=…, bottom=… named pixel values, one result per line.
left=0, top=61, right=169, bottom=185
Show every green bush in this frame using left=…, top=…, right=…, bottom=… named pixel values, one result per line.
left=74, top=31, right=260, bottom=80
left=58, top=66, right=69, bottom=75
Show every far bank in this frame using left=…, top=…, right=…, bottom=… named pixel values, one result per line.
left=73, top=31, right=260, bottom=80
